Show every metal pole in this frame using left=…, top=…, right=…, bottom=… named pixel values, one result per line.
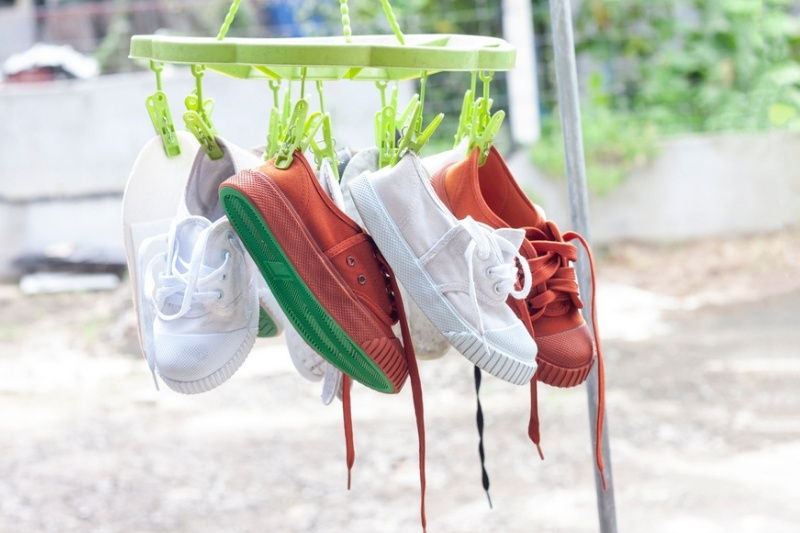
left=547, top=0, right=617, bottom=531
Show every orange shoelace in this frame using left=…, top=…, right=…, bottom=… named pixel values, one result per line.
left=523, top=221, right=606, bottom=489
left=340, top=252, right=427, bottom=530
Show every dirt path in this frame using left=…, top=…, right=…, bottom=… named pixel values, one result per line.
left=0, top=228, right=798, bottom=532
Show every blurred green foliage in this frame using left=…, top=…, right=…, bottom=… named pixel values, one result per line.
left=531, top=74, right=659, bottom=196
left=575, top=0, right=800, bottom=133
left=533, top=0, right=800, bottom=194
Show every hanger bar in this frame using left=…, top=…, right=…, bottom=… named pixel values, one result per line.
left=130, top=34, right=515, bottom=81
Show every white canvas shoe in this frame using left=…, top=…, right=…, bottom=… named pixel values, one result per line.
left=348, top=152, right=538, bottom=385
left=134, top=137, right=282, bottom=393
left=146, top=215, right=259, bottom=393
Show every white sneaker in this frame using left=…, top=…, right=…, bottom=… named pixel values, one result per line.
left=138, top=137, right=275, bottom=393
left=145, top=215, right=259, bottom=393
left=122, top=132, right=200, bottom=386
left=348, top=152, right=538, bottom=385
left=340, top=147, right=454, bottom=360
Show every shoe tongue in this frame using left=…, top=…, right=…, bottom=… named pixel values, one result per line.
left=318, top=159, right=346, bottom=209
left=495, top=226, right=526, bottom=251
left=172, top=216, right=212, bottom=273
left=339, top=147, right=380, bottom=225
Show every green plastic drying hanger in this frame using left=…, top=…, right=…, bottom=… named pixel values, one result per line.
left=129, top=0, right=516, bottom=82
left=145, top=61, right=181, bottom=157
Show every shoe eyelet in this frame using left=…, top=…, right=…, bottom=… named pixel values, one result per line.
left=221, top=274, right=227, bottom=281
left=346, top=256, right=356, bottom=267
left=485, top=267, right=495, bottom=279
left=493, top=282, right=503, bottom=295
left=357, top=274, right=367, bottom=285
left=226, top=231, right=236, bottom=243
left=216, top=290, right=224, bottom=300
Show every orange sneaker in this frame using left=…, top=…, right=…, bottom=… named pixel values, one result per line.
left=431, top=146, right=605, bottom=486
left=219, top=152, right=412, bottom=394
left=219, top=152, right=428, bottom=525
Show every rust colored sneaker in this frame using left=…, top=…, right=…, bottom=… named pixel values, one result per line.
left=219, top=152, right=427, bottom=527
left=431, top=146, right=606, bottom=486
left=218, top=151, right=412, bottom=394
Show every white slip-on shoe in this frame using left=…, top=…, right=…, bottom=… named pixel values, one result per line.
left=146, top=215, right=259, bottom=393
left=348, top=152, right=538, bottom=385
left=340, top=147, right=452, bottom=361
left=122, top=132, right=200, bottom=385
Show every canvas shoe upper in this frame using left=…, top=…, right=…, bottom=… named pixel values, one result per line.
left=138, top=136, right=279, bottom=394
left=431, top=145, right=606, bottom=486
left=146, top=215, right=259, bottom=393
left=347, top=151, right=538, bottom=386
left=340, top=147, right=453, bottom=361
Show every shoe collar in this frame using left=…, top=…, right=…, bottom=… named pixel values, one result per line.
left=178, top=136, right=263, bottom=221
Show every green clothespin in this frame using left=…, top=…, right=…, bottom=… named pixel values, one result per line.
left=309, top=113, right=339, bottom=179
left=391, top=100, right=443, bottom=166
left=274, top=98, right=310, bottom=169
left=454, top=72, right=478, bottom=149
left=183, top=64, right=223, bottom=160
left=475, top=110, right=504, bottom=165
left=376, top=105, right=396, bottom=168
left=266, top=80, right=282, bottom=159
left=462, top=70, right=504, bottom=165
left=308, top=81, right=340, bottom=180
left=145, top=61, right=181, bottom=158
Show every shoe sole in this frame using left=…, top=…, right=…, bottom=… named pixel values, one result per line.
left=219, top=185, right=402, bottom=394
left=157, top=327, right=257, bottom=394
left=348, top=174, right=536, bottom=386
left=537, top=358, right=592, bottom=387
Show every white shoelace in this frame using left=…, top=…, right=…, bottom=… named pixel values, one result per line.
left=461, top=216, right=532, bottom=345
left=144, top=227, right=234, bottom=322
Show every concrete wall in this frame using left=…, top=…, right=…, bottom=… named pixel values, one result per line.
left=0, top=5, right=35, bottom=64
left=508, top=131, right=800, bottom=243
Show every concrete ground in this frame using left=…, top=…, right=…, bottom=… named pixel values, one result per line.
left=0, top=228, right=798, bottom=532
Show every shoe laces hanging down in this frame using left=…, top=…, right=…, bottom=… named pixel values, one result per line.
left=377, top=249, right=428, bottom=532
left=524, top=223, right=606, bottom=489
left=460, top=217, right=533, bottom=508
left=336, top=244, right=428, bottom=531
left=563, top=230, right=606, bottom=490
